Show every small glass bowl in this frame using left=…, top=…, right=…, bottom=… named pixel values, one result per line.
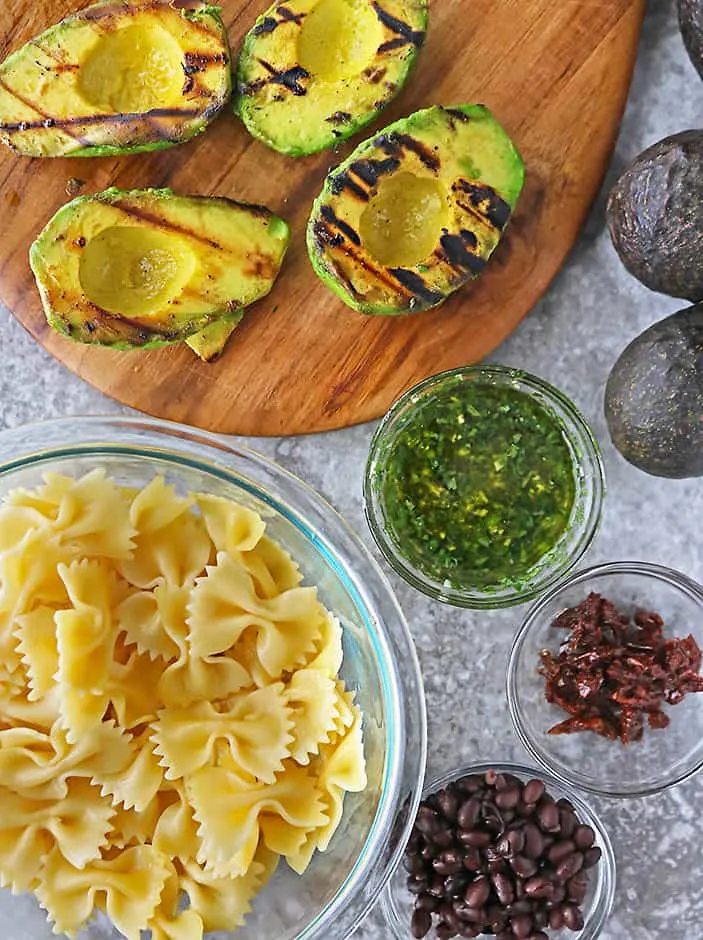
left=507, top=562, right=703, bottom=798
left=364, top=365, right=605, bottom=609
left=381, top=760, right=616, bottom=940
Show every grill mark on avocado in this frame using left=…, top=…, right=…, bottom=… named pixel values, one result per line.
left=319, top=205, right=361, bottom=246
left=363, top=65, right=387, bottom=83
left=455, top=179, right=512, bottom=230
left=373, top=2, right=425, bottom=52
left=0, top=98, right=205, bottom=134
left=313, top=221, right=410, bottom=297
left=377, top=132, right=440, bottom=172
left=326, top=111, right=352, bottom=125
left=445, top=108, right=471, bottom=128
left=252, top=5, right=305, bottom=35
left=105, top=199, right=225, bottom=250
left=79, top=0, right=218, bottom=37
left=0, top=76, right=87, bottom=143
left=439, top=232, right=487, bottom=275
left=244, top=60, right=310, bottom=96
left=183, top=51, right=228, bottom=75
left=388, top=268, right=444, bottom=306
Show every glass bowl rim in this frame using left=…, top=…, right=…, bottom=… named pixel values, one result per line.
left=380, top=758, right=617, bottom=940
left=363, top=364, right=606, bottom=610
left=0, top=414, right=429, bottom=940
left=507, top=560, right=703, bottom=798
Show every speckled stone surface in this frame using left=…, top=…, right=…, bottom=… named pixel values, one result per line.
left=0, top=1, right=702, bottom=938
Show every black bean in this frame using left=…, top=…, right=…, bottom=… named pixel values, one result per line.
left=457, top=774, right=485, bottom=793
left=523, top=779, right=545, bottom=805
left=583, top=845, right=603, bottom=869
left=454, top=903, right=485, bottom=924
left=524, top=876, right=554, bottom=899
left=461, top=829, right=492, bottom=849
left=488, top=857, right=508, bottom=874
left=411, top=908, right=432, bottom=938
left=496, top=834, right=513, bottom=857
left=514, top=878, right=526, bottom=900
left=496, top=932, right=513, bottom=940
left=574, top=824, right=596, bottom=850
left=445, top=873, right=469, bottom=897
left=432, top=828, right=456, bottom=849
left=529, top=932, right=549, bottom=940
left=404, top=854, right=426, bottom=874
left=496, top=787, right=521, bottom=809
left=459, top=927, right=479, bottom=939
left=492, top=872, right=515, bottom=906
left=428, top=876, right=445, bottom=897
left=508, top=828, right=526, bottom=854
left=416, top=806, right=440, bottom=835
left=457, top=798, right=481, bottom=831
left=462, top=847, right=482, bottom=871
left=436, top=922, right=455, bottom=940
left=548, top=839, right=576, bottom=865
left=556, top=797, right=575, bottom=812
left=416, top=893, right=440, bottom=913
left=407, top=874, right=427, bottom=891
left=566, top=873, right=588, bottom=904
left=433, top=853, right=464, bottom=876
left=508, top=899, right=534, bottom=915
left=536, top=801, right=560, bottom=833
left=548, top=906, right=566, bottom=930
left=511, top=855, right=539, bottom=878
left=556, top=853, right=584, bottom=883
left=437, top=789, right=460, bottom=823
left=510, top=913, right=535, bottom=938
left=532, top=908, right=548, bottom=930
left=440, top=903, right=461, bottom=933
left=464, top=875, right=490, bottom=908
left=548, top=884, right=566, bottom=906
left=558, top=808, right=578, bottom=839
left=523, top=822, right=545, bottom=859
left=486, top=904, right=508, bottom=930
left=421, top=844, right=436, bottom=861
left=562, top=903, right=585, bottom=931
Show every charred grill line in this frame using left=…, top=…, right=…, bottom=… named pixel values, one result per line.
left=455, top=179, right=512, bottom=231
left=0, top=75, right=87, bottom=142
left=372, top=2, right=425, bottom=52
left=439, top=232, right=487, bottom=275
left=247, top=60, right=310, bottom=96
left=252, top=5, right=305, bottom=36
left=314, top=221, right=408, bottom=296
left=377, top=131, right=440, bottom=172
left=0, top=103, right=206, bottom=133
left=106, top=199, right=224, bottom=250
left=183, top=50, right=228, bottom=75
left=388, top=268, right=444, bottom=305
left=326, top=111, right=352, bottom=125
left=445, top=107, right=471, bottom=126
left=320, top=205, right=361, bottom=246
left=329, top=172, right=369, bottom=201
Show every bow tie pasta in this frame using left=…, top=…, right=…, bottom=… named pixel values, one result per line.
left=0, top=471, right=367, bottom=939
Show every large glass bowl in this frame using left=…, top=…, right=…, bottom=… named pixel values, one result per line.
left=381, top=761, right=616, bottom=940
left=364, top=366, right=605, bottom=609
left=0, top=416, right=428, bottom=940
left=507, top=562, right=703, bottom=798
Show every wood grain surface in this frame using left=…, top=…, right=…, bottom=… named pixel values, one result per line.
left=0, top=0, right=646, bottom=436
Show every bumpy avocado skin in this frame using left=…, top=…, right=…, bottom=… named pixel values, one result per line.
left=606, top=131, right=703, bottom=303
left=604, top=302, right=703, bottom=479
left=679, top=0, right=703, bottom=78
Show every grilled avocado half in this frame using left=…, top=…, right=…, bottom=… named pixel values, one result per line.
left=235, top=0, right=427, bottom=156
left=307, top=105, right=524, bottom=314
left=29, top=188, right=290, bottom=350
left=0, top=0, right=231, bottom=158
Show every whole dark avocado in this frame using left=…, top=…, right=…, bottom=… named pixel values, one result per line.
left=605, top=302, right=703, bottom=479
left=679, top=0, right=703, bottom=78
left=606, top=130, right=703, bottom=302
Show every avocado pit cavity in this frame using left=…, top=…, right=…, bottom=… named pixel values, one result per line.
left=297, top=0, right=383, bottom=82
left=359, top=172, right=449, bottom=268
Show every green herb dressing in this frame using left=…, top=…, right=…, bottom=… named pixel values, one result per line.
left=379, top=383, right=577, bottom=591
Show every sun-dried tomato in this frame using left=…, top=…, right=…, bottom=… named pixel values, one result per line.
left=538, top=592, right=703, bottom=745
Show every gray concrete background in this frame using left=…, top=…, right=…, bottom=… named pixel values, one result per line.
left=0, top=0, right=702, bottom=937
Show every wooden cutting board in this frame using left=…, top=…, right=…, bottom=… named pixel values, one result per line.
left=0, top=0, right=645, bottom=436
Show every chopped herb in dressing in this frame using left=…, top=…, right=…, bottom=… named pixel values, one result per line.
left=378, top=383, right=576, bottom=591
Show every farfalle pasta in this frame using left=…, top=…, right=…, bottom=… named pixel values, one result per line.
left=0, top=471, right=366, bottom=938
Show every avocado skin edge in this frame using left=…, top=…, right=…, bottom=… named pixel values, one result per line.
left=678, top=0, right=703, bottom=78
left=606, top=130, right=703, bottom=303
left=604, top=302, right=703, bottom=479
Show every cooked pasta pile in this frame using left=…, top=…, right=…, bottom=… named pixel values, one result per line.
left=0, top=470, right=366, bottom=939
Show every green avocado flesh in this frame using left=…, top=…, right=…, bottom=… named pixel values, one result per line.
left=185, top=314, right=244, bottom=361
left=307, top=104, right=525, bottom=315
left=235, top=0, right=427, bottom=156
left=0, top=1, right=231, bottom=158
left=605, top=302, right=703, bottom=479
left=29, top=188, right=290, bottom=350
